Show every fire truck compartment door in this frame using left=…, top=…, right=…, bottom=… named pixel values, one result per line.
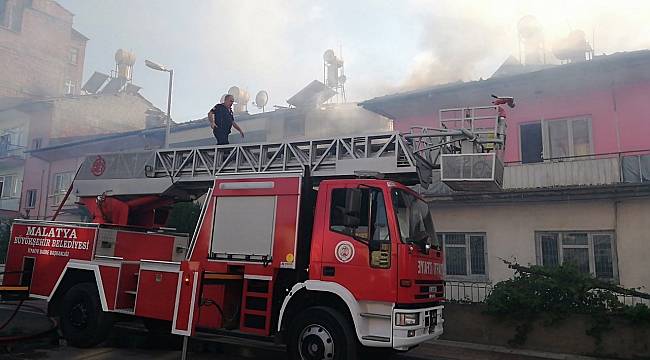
left=212, top=196, right=276, bottom=259
left=172, top=270, right=199, bottom=336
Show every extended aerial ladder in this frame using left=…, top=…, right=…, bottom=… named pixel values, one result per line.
left=73, top=100, right=511, bottom=201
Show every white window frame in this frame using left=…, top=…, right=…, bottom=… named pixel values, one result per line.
left=535, top=231, right=619, bottom=282
left=64, top=80, right=76, bottom=95
left=0, top=174, right=18, bottom=198
left=51, top=172, right=73, bottom=206
left=69, top=47, right=79, bottom=65
left=0, top=126, right=25, bottom=156
left=439, top=232, right=488, bottom=282
left=541, top=117, right=593, bottom=160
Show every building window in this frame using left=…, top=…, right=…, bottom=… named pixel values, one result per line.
left=438, top=233, right=487, bottom=280
left=535, top=231, right=617, bottom=281
left=0, top=126, right=25, bottom=156
left=25, top=189, right=37, bottom=208
left=64, top=80, right=76, bottom=95
left=69, top=47, right=79, bottom=65
left=0, top=0, right=24, bottom=32
left=0, top=0, right=6, bottom=27
left=51, top=172, right=73, bottom=205
left=0, top=174, right=18, bottom=198
left=31, top=137, right=41, bottom=150
left=520, top=117, right=593, bottom=163
left=520, top=122, right=543, bottom=164
left=544, top=117, right=592, bottom=160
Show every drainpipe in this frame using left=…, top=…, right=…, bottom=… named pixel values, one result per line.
left=611, top=83, right=622, bottom=153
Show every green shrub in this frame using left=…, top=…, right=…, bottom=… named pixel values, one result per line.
left=485, top=262, right=650, bottom=346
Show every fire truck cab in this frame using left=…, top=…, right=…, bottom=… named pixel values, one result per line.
left=2, top=104, right=508, bottom=359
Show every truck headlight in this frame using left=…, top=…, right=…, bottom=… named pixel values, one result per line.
left=395, top=313, right=419, bottom=326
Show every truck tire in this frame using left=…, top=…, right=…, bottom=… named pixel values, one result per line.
left=60, top=282, right=113, bottom=347
left=288, top=306, right=357, bottom=360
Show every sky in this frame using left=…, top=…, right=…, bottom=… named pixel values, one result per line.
left=58, top=0, right=650, bottom=123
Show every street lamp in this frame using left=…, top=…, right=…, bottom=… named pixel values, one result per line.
left=145, top=59, right=173, bottom=148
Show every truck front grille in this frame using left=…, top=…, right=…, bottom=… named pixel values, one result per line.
left=414, top=280, right=444, bottom=300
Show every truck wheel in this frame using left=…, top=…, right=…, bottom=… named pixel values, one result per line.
left=288, top=306, right=357, bottom=360
left=60, top=283, right=113, bottom=347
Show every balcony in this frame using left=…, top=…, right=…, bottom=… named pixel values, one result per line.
left=504, top=152, right=649, bottom=190
left=422, top=152, right=650, bottom=196
left=0, top=144, right=26, bottom=166
left=0, top=197, right=19, bottom=212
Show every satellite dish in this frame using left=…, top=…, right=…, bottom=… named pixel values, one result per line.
left=255, top=90, right=269, bottom=108
left=338, top=75, right=347, bottom=84
left=323, top=49, right=336, bottom=64
left=228, top=86, right=241, bottom=102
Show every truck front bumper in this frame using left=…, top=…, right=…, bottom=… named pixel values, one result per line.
left=392, top=305, right=444, bottom=351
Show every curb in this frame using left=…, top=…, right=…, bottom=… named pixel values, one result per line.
left=426, top=339, right=612, bottom=360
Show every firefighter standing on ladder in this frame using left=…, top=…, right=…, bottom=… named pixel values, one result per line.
left=208, top=94, right=245, bottom=145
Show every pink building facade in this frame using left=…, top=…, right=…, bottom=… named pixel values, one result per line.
left=360, top=50, right=650, bottom=165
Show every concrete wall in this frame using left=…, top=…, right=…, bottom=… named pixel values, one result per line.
left=442, top=303, right=650, bottom=359
left=430, top=197, right=650, bottom=290
left=0, top=0, right=84, bottom=97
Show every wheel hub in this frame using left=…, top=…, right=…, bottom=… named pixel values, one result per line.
left=299, top=324, right=335, bottom=360
left=69, top=302, right=88, bottom=328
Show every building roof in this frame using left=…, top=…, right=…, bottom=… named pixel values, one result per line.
left=71, top=28, right=89, bottom=42
left=0, top=91, right=160, bottom=114
left=359, top=50, right=650, bottom=119
left=28, top=126, right=165, bottom=162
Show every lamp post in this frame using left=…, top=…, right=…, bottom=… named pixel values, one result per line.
left=145, top=59, right=173, bottom=148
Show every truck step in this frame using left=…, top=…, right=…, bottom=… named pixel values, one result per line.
left=113, top=307, right=135, bottom=314
left=362, top=335, right=390, bottom=342
left=124, top=290, right=137, bottom=295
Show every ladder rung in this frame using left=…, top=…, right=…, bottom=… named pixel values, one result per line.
left=241, top=309, right=268, bottom=317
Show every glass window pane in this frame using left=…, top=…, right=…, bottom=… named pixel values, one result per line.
left=572, top=119, right=590, bottom=156
left=469, top=235, right=485, bottom=275
left=330, top=188, right=370, bottom=240
left=445, top=247, right=467, bottom=275
left=593, top=234, right=614, bottom=279
left=540, top=234, right=559, bottom=267
left=548, top=120, right=570, bottom=158
left=445, top=233, right=466, bottom=245
left=563, top=248, right=590, bottom=274
left=563, top=233, right=588, bottom=246
left=370, top=190, right=389, bottom=242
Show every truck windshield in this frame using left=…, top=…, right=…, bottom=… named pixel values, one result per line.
left=391, top=189, right=439, bottom=250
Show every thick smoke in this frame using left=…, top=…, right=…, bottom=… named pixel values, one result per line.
left=398, top=0, right=650, bottom=91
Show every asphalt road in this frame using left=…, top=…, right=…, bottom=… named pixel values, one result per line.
left=0, top=320, right=446, bottom=360
left=0, top=302, right=554, bottom=360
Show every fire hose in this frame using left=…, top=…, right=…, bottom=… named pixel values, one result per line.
left=0, top=270, right=58, bottom=343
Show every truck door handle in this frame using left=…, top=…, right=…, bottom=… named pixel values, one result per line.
left=323, top=266, right=335, bottom=277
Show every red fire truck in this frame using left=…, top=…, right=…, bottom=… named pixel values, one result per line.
left=2, top=103, right=508, bottom=359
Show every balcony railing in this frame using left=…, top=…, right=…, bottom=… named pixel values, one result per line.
left=0, top=144, right=26, bottom=161
left=504, top=151, right=650, bottom=190
left=422, top=151, right=650, bottom=195
left=504, top=156, right=621, bottom=189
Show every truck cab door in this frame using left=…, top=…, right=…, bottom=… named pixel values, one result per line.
left=318, top=185, right=397, bottom=303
